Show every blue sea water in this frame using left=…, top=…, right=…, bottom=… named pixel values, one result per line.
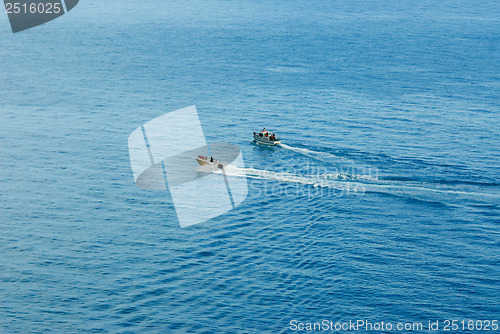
left=1, top=0, right=499, bottom=333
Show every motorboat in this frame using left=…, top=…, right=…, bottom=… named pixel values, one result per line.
left=253, top=128, right=281, bottom=146
left=195, top=155, right=224, bottom=169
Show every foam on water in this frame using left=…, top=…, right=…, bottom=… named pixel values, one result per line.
left=224, top=165, right=499, bottom=206
left=279, top=143, right=351, bottom=163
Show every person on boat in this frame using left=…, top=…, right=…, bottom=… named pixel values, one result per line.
left=261, top=127, right=266, bottom=132
left=210, top=156, right=214, bottom=163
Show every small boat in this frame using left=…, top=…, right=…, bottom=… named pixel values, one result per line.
left=195, top=155, right=224, bottom=169
left=253, top=128, right=281, bottom=146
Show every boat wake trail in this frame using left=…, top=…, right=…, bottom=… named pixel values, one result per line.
left=222, top=165, right=499, bottom=206
left=279, top=143, right=351, bottom=163
left=224, top=166, right=375, bottom=184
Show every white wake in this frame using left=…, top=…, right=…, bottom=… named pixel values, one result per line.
left=222, top=165, right=499, bottom=204
left=279, top=143, right=350, bottom=163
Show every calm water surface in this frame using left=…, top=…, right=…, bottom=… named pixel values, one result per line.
left=1, top=0, right=499, bottom=333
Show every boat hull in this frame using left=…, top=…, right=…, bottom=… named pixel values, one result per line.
left=253, top=136, right=281, bottom=146
left=195, top=157, right=223, bottom=169
left=195, top=157, right=210, bottom=165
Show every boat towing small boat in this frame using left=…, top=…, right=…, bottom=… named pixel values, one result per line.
left=195, top=155, right=224, bottom=169
left=253, top=128, right=281, bottom=146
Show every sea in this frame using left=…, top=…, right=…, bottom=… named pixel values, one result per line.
left=1, top=0, right=499, bottom=333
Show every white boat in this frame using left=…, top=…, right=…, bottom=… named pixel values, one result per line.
left=195, top=155, right=224, bottom=169
left=253, top=129, right=281, bottom=146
